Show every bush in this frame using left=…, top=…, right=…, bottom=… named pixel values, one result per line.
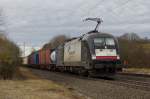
left=0, top=34, right=20, bottom=79
left=0, top=62, right=16, bottom=79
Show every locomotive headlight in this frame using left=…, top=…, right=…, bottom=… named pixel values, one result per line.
left=117, top=55, right=120, bottom=60
left=92, top=55, right=96, bottom=60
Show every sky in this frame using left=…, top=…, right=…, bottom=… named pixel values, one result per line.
left=0, top=0, right=150, bottom=55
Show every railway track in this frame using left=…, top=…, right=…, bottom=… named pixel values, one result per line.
left=114, top=73, right=150, bottom=91
left=116, top=79, right=150, bottom=91
left=60, top=71, right=150, bottom=91
left=26, top=65, right=150, bottom=88
left=81, top=76, right=150, bottom=92
left=45, top=70, right=150, bottom=91
left=29, top=66, right=150, bottom=91
left=29, top=67, right=150, bottom=99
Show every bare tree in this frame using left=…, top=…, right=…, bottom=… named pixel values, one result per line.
left=43, top=35, right=69, bottom=49
left=120, top=33, right=141, bottom=41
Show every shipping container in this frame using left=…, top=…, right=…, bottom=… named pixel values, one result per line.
left=27, top=48, right=52, bottom=69
left=45, top=49, right=51, bottom=64
left=39, top=49, right=46, bottom=64
left=31, top=53, right=34, bottom=64
left=38, top=48, right=51, bottom=69
left=33, top=51, right=39, bottom=64
left=39, top=50, right=42, bottom=64
left=39, top=48, right=51, bottom=64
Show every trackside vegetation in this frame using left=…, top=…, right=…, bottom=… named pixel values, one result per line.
left=119, top=38, right=150, bottom=68
left=0, top=34, right=20, bottom=79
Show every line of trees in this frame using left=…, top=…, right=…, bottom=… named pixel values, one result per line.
left=119, top=33, right=150, bottom=68
left=43, top=35, right=69, bottom=49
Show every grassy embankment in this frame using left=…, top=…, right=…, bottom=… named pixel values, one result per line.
left=0, top=67, right=86, bottom=99
left=123, top=68, right=150, bottom=75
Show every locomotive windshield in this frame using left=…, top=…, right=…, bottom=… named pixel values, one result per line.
left=105, top=38, right=115, bottom=46
left=94, top=37, right=115, bottom=49
left=94, top=38, right=105, bottom=48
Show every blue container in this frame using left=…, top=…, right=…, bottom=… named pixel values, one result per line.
left=33, top=51, right=39, bottom=64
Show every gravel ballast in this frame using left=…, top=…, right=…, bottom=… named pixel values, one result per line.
left=30, top=68, right=150, bottom=99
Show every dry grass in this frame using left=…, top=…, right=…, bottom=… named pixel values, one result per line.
left=123, top=68, right=150, bottom=75
left=0, top=67, right=86, bottom=99
left=141, top=43, right=150, bottom=49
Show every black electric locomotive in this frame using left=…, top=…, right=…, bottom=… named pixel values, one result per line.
left=50, top=18, right=121, bottom=76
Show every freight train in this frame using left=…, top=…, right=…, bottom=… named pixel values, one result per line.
left=23, top=18, right=122, bottom=77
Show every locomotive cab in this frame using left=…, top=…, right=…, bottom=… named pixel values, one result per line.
left=93, top=37, right=119, bottom=60
left=82, top=32, right=121, bottom=74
